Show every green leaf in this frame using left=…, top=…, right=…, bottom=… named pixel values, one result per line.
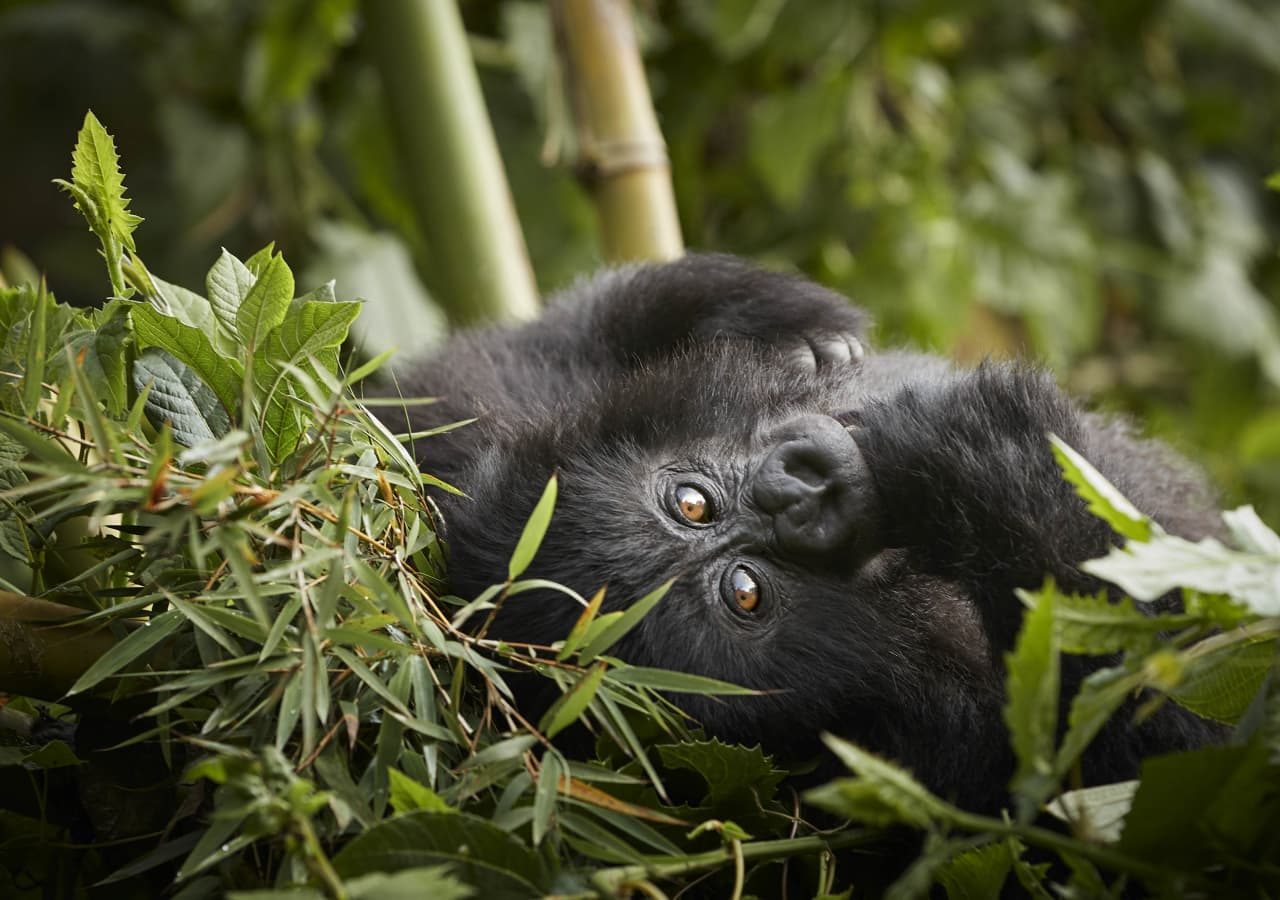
left=58, top=300, right=132, bottom=416
left=1004, top=589, right=1059, bottom=821
left=131, top=304, right=243, bottom=414
left=1038, top=584, right=1195, bottom=656
left=20, top=281, right=48, bottom=416
left=388, top=768, right=454, bottom=815
left=1045, top=781, right=1137, bottom=843
left=133, top=348, right=232, bottom=448
left=68, top=609, right=184, bottom=695
left=539, top=662, right=607, bottom=739
left=1172, top=637, right=1276, bottom=723
left=55, top=110, right=142, bottom=251
left=206, top=249, right=257, bottom=337
left=149, top=273, right=217, bottom=332
left=607, top=666, right=757, bottom=695
left=1119, top=744, right=1270, bottom=869
left=1054, top=667, right=1144, bottom=782
left=804, top=735, right=955, bottom=829
left=236, top=252, right=293, bottom=349
left=532, top=750, right=563, bottom=846
left=244, top=243, right=276, bottom=278
left=508, top=475, right=557, bottom=580
left=557, top=586, right=606, bottom=662
left=578, top=579, right=673, bottom=664
left=1051, top=435, right=1152, bottom=543
left=345, top=866, right=473, bottom=900
left=658, top=739, right=787, bottom=812
left=255, top=299, right=361, bottom=461
left=937, top=843, right=1013, bottom=900
left=333, top=811, right=550, bottom=899
left=1082, top=526, right=1280, bottom=615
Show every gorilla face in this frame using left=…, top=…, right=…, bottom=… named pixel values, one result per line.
left=440, top=345, right=995, bottom=767
left=385, top=254, right=1220, bottom=806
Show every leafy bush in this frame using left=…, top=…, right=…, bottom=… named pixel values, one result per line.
left=1, top=113, right=1278, bottom=899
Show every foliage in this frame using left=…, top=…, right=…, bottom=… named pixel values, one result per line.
left=0, top=109, right=1276, bottom=900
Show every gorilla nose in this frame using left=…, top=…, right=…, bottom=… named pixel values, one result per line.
left=752, top=415, right=880, bottom=560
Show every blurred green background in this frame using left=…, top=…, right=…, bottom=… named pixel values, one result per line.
left=2, top=0, right=1278, bottom=519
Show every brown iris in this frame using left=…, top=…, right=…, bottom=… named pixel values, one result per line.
left=674, top=485, right=711, bottom=524
left=729, top=566, right=760, bottom=612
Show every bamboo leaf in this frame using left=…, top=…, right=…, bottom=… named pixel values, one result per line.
left=68, top=609, right=183, bottom=695
left=508, top=474, right=557, bottom=580
left=539, top=663, right=607, bottom=739
left=578, top=580, right=673, bottom=664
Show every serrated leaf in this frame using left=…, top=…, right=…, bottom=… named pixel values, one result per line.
left=68, top=608, right=183, bottom=695
left=1004, top=590, right=1059, bottom=821
left=508, top=475, right=557, bottom=580
left=805, top=735, right=955, bottom=829
left=937, top=843, right=1013, bottom=900
left=1044, top=588, right=1190, bottom=656
left=133, top=348, right=232, bottom=448
left=539, top=662, right=607, bottom=739
left=578, top=579, right=672, bottom=664
left=131, top=304, right=242, bottom=414
left=1051, top=435, right=1152, bottom=543
left=1173, top=637, right=1276, bottom=722
left=332, top=811, right=550, bottom=899
left=59, top=110, right=142, bottom=250
left=236, top=252, right=293, bottom=349
left=1054, top=666, right=1142, bottom=779
left=1083, top=532, right=1280, bottom=615
left=206, top=249, right=257, bottom=337
left=658, top=739, right=786, bottom=811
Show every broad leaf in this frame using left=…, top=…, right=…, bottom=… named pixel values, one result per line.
left=131, top=304, right=242, bottom=414
left=206, top=249, right=257, bottom=337
left=133, top=348, right=232, bottom=448
left=333, top=811, right=551, bottom=899
left=236, top=252, right=293, bottom=349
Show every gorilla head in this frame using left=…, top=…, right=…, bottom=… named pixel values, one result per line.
left=382, top=254, right=1221, bottom=808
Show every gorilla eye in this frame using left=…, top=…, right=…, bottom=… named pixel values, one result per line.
left=673, top=484, right=712, bottom=525
left=728, top=566, right=761, bottom=613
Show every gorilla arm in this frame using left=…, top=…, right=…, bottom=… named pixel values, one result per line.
left=850, top=363, right=1206, bottom=655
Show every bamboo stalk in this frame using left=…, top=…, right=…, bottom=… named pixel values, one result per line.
left=364, top=0, right=541, bottom=325
left=553, top=0, right=684, bottom=262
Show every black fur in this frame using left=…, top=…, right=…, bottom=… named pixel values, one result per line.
left=379, top=254, right=1222, bottom=811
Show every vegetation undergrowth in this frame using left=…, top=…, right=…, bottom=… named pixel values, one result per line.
left=0, top=113, right=1277, bottom=900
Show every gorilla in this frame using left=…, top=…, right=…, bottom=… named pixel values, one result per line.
left=379, top=254, right=1221, bottom=811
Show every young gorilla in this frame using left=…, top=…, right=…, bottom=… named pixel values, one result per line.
left=381, top=254, right=1221, bottom=812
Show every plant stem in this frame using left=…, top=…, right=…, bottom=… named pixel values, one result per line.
left=552, top=0, right=684, bottom=262
left=590, top=829, right=875, bottom=893
left=364, top=0, right=540, bottom=325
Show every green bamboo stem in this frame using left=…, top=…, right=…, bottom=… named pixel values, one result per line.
left=364, top=0, right=540, bottom=325
left=552, top=0, right=684, bottom=262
